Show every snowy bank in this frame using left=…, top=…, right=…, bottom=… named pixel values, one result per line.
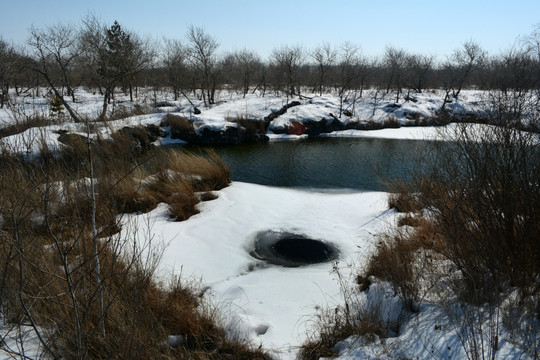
left=1, top=88, right=491, bottom=152
left=123, top=182, right=393, bottom=359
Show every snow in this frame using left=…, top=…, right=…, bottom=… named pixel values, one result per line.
left=0, top=319, right=45, bottom=360
left=1, top=88, right=535, bottom=359
left=320, top=126, right=443, bottom=140
left=1, top=88, right=490, bottom=155
left=121, top=182, right=535, bottom=360
left=123, top=183, right=393, bottom=359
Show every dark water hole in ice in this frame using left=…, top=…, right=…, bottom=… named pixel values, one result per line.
left=249, top=230, right=339, bottom=267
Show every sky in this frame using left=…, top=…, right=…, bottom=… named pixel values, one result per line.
left=1, top=0, right=539, bottom=60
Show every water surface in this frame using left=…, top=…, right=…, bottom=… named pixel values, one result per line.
left=208, top=137, right=438, bottom=191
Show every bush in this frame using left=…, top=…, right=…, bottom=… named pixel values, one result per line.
left=232, top=116, right=267, bottom=140
left=0, top=114, right=54, bottom=138
left=162, top=113, right=195, bottom=140
left=414, top=123, right=540, bottom=303
left=382, top=116, right=401, bottom=128
left=0, top=126, right=259, bottom=360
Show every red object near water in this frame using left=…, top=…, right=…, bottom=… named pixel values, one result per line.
left=288, top=121, right=306, bottom=135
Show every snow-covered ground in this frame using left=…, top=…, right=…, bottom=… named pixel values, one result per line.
left=123, top=182, right=393, bottom=359
left=1, top=89, right=535, bottom=359
left=0, top=88, right=487, bottom=154
left=121, top=182, right=535, bottom=360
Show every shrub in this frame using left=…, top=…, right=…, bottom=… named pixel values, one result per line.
left=162, top=113, right=195, bottom=139
left=232, top=116, right=267, bottom=140
left=382, top=116, right=401, bottom=128
left=0, top=114, right=53, bottom=138
left=0, top=127, right=266, bottom=360
left=386, top=181, right=420, bottom=213
left=412, top=123, right=540, bottom=304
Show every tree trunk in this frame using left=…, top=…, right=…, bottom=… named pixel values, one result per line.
left=101, top=88, right=110, bottom=120
left=85, top=115, right=106, bottom=338
left=0, top=84, right=5, bottom=109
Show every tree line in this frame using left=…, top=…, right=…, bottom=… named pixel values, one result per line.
left=1, top=16, right=539, bottom=119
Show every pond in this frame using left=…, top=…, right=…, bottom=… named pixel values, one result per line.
left=208, top=137, right=441, bottom=191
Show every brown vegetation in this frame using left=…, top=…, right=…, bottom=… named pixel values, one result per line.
left=302, top=95, right=539, bottom=358
left=162, top=113, right=196, bottom=140
left=0, top=113, right=57, bottom=138
left=0, top=126, right=270, bottom=359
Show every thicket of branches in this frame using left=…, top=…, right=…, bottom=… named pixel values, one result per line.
left=0, top=125, right=272, bottom=359
left=299, top=85, right=540, bottom=360
left=1, top=18, right=539, bottom=115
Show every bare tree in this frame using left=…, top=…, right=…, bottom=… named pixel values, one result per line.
left=404, top=53, right=435, bottom=94
left=234, top=49, right=262, bottom=98
left=440, top=41, right=486, bottom=111
left=311, top=42, right=337, bottom=96
left=523, top=23, right=540, bottom=61
left=336, top=42, right=363, bottom=117
left=79, top=16, right=154, bottom=119
left=0, top=38, right=15, bottom=108
left=384, top=46, right=407, bottom=103
left=186, top=25, right=220, bottom=106
left=162, top=38, right=190, bottom=101
left=28, top=23, right=82, bottom=122
left=270, top=44, right=304, bottom=102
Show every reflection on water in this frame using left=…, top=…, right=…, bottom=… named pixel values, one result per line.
left=206, top=137, right=441, bottom=191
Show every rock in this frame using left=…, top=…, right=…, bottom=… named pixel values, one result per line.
left=383, top=103, right=401, bottom=112
left=304, top=117, right=344, bottom=136
left=193, top=107, right=201, bottom=114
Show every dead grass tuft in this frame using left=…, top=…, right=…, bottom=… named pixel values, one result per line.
left=386, top=181, right=420, bottom=213
left=365, top=235, right=423, bottom=311
left=0, top=113, right=56, bottom=138
left=232, top=116, right=267, bottom=140
left=299, top=296, right=391, bottom=360
left=162, top=114, right=196, bottom=140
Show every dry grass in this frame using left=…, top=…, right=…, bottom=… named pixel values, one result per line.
left=107, top=103, right=150, bottom=121
left=361, top=231, right=440, bottom=313
left=0, top=113, right=55, bottom=138
left=162, top=113, right=196, bottom=139
left=199, top=191, right=218, bottom=202
left=0, top=126, right=262, bottom=360
left=55, top=129, right=230, bottom=223
left=386, top=181, right=420, bottom=213
left=382, top=116, right=401, bottom=128
left=232, top=116, right=267, bottom=140
left=299, top=283, right=393, bottom=360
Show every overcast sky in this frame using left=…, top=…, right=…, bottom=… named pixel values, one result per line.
left=1, top=0, right=538, bottom=60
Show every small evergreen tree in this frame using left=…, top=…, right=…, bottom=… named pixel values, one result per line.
left=49, top=95, right=64, bottom=115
